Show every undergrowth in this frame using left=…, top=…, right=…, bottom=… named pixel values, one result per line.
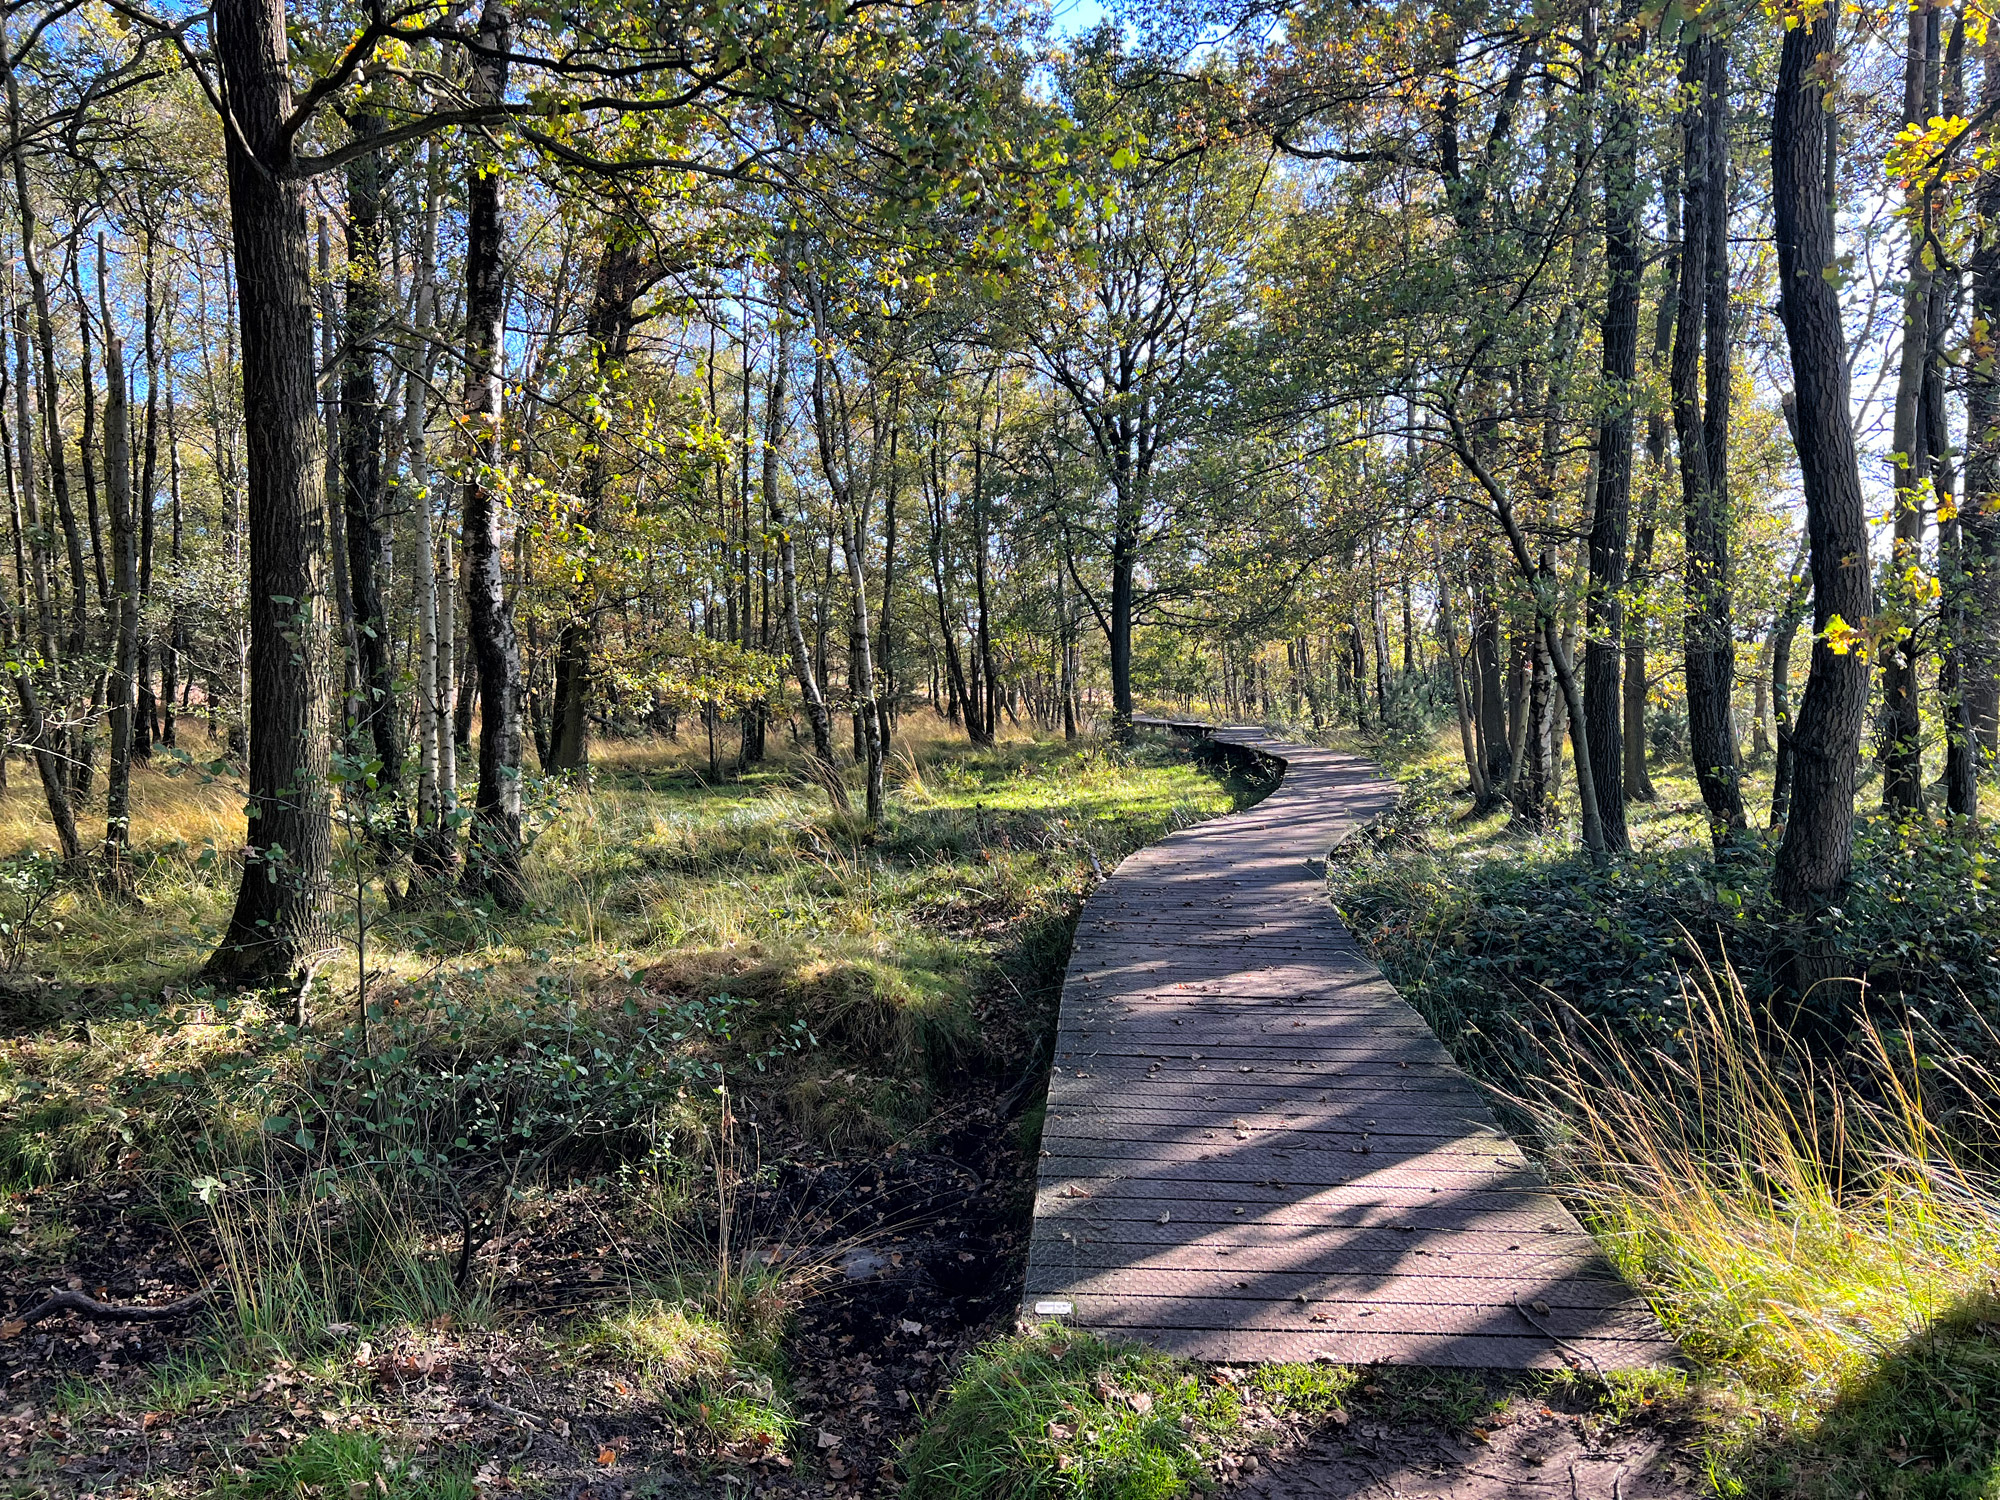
left=0, top=721, right=1240, bottom=1491
left=900, top=1326, right=1360, bottom=1500
left=1331, top=730, right=2000, bottom=1498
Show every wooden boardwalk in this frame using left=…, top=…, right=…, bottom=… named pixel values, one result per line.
left=1020, top=723, right=1674, bottom=1369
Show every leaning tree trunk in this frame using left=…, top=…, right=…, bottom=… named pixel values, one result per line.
left=1771, top=8, right=1875, bottom=1012
left=205, top=0, right=335, bottom=987
left=459, top=0, right=525, bottom=904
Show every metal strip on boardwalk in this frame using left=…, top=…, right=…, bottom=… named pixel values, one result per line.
left=1019, top=721, right=1675, bottom=1370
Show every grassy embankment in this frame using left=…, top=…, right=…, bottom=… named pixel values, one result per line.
left=0, top=717, right=1243, bottom=1496
left=1320, top=728, right=2000, bottom=1499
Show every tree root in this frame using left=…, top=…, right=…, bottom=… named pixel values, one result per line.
left=6, top=1285, right=218, bottom=1329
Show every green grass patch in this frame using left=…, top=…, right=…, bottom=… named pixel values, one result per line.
left=209, top=1430, right=477, bottom=1500
left=902, top=1326, right=1375, bottom=1500
left=901, top=1327, right=1242, bottom=1499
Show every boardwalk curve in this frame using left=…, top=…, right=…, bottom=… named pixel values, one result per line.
left=1020, top=722, right=1674, bottom=1370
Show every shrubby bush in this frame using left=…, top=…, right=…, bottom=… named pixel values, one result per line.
left=1330, top=788, right=2000, bottom=1089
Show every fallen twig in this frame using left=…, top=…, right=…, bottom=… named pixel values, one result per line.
left=8, top=1286, right=218, bottom=1329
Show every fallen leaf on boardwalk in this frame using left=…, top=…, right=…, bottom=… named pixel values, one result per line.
left=1531, top=1299, right=1551, bottom=1315
left=1156, top=1211, right=1171, bottom=1224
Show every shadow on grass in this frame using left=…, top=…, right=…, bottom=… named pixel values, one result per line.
left=1731, top=1290, right=2000, bottom=1500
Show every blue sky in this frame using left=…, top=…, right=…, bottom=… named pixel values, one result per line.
left=1048, top=0, right=1108, bottom=36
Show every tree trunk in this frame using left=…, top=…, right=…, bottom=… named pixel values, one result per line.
left=1882, top=7, right=1941, bottom=814
left=72, top=263, right=106, bottom=610
left=970, top=393, right=998, bottom=747
left=135, top=234, right=161, bottom=762
left=1936, top=21, right=1976, bottom=820
left=765, top=295, right=842, bottom=793
left=341, top=110, right=406, bottom=829
left=1586, top=42, right=1641, bottom=853
left=1964, top=55, right=2000, bottom=773
left=1453, top=425, right=1606, bottom=858
left=101, top=303, right=138, bottom=889
left=1671, top=34, right=1745, bottom=833
left=548, top=236, right=646, bottom=774
left=161, top=364, right=181, bottom=749
left=803, top=280, right=883, bottom=818
left=407, top=145, right=455, bottom=883
left=204, top=0, right=335, bottom=986
left=876, top=420, right=898, bottom=750
left=1769, top=515, right=1812, bottom=828
left=459, top=0, right=525, bottom=903
left=1771, top=10, right=1874, bottom=942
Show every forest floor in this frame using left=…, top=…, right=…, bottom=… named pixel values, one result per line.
left=0, top=717, right=1991, bottom=1498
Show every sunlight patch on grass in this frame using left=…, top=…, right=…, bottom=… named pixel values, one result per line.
left=900, top=1326, right=1244, bottom=1500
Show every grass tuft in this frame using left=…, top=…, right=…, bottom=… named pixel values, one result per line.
left=901, top=1326, right=1237, bottom=1500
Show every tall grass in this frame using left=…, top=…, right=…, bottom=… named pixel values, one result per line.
left=1518, top=950, right=2000, bottom=1426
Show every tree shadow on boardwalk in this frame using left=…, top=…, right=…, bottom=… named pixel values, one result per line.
left=1236, top=1386, right=1693, bottom=1499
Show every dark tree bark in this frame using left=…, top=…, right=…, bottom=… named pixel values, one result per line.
left=1882, top=7, right=1941, bottom=814
left=135, top=233, right=161, bottom=761
left=101, top=302, right=138, bottom=889
left=875, top=419, right=898, bottom=750
left=71, top=265, right=105, bottom=613
left=969, top=390, right=997, bottom=747
left=1471, top=544, right=1510, bottom=793
left=763, top=281, right=842, bottom=792
left=547, top=236, right=647, bottom=773
left=804, top=298, right=884, bottom=822
left=1769, top=516, right=1811, bottom=828
left=161, top=363, right=181, bottom=749
left=1670, top=34, right=1746, bottom=833
left=1964, top=56, right=2000, bottom=770
left=1772, top=11, right=1874, bottom=922
left=341, top=110, right=406, bottom=827
left=205, top=0, right=336, bottom=986
left=459, top=0, right=525, bottom=903
left=1586, top=34, right=1641, bottom=853
left=1936, top=20, right=1977, bottom=821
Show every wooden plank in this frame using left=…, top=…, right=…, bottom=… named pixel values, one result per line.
left=1021, top=723, right=1675, bottom=1372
